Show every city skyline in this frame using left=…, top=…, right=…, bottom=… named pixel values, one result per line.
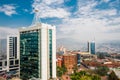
left=0, top=0, right=120, bottom=49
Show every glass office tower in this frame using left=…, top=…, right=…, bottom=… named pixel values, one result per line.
left=19, top=23, right=56, bottom=80
left=90, top=41, right=95, bottom=54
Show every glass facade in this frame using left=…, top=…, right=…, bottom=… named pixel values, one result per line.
left=49, top=29, right=52, bottom=78
left=20, top=30, right=41, bottom=79
left=90, top=42, right=95, bottom=54
left=77, top=54, right=81, bottom=66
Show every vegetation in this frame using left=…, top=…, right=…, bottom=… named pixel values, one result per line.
left=70, top=71, right=101, bottom=80
left=94, top=66, right=109, bottom=76
left=57, top=65, right=67, bottom=77
left=73, top=65, right=78, bottom=73
left=108, top=71, right=119, bottom=80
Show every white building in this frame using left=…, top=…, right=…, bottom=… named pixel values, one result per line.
left=19, top=23, right=56, bottom=80
left=6, top=35, right=19, bottom=76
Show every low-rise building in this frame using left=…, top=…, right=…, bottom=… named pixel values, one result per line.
left=56, top=56, right=63, bottom=67
left=63, top=54, right=77, bottom=74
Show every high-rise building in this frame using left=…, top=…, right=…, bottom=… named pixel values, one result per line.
left=19, top=23, right=56, bottom=80
left=7, top=35, right=19, bottom=75
left=7, top=36, right=18, bottom=59
left=90, top=41, right=95, bottom=54
left=87, top=41, right=90, bottom=52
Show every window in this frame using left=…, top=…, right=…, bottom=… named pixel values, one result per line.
left=15, top=60, right=19, bottom=65
left=0, top=62, right=2, bottom=66
left=5, top=61, right=7, bottom=66
left=10, top=60, right=14, bottom=65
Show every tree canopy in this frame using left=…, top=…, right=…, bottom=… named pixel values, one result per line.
left=70, top=71, right=101, bottom=80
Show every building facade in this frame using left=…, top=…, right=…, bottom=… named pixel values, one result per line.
left=0, top=60, right=7, bottom=73
left=63, top=54, right=77, bottom=74
left=56, top=56, right=63, bottom=67
left=90, top=41, right=95, bottom=54
left=6, top=35, right=19, bottom=76
left=19, top=23, right=56, bottom=80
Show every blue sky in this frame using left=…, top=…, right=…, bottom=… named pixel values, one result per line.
left=0, top=0, right=120, bottom=49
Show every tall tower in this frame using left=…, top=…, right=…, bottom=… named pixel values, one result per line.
left=90, top=41, right=95, bottom=54
left=19, top=10, right=56, bottom=79
left=87, top=41, right=90, bottom=52
left=7, top=35, right=19, bottom=74
left=7, top=35, right=18, bottom=59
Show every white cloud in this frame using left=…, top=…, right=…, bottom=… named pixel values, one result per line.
left=32, top=0, right=70, bottom=18
left=57, top=16, right=120, bottom=43
left=76, top=0, right=117, bottom=18
left=102, top=0, right=110, bottom=3
left=32, top=0, right=120, bottom=47
left=57, top=0, right=120, bottom=43
left=0, top=5, right=17, bottom=16
left=95, top=9, right=117, bottom=17
left=0, top=27, right=18, bottom=39
left=42, top=0, right=64, bottom=5
left=77, top=1, right=97, bottom=16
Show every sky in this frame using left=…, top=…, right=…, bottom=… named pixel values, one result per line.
left=0, top=0, right=120, bottom=49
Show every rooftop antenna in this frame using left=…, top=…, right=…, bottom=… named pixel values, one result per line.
left=31, top=9, right=41, bottom=26
left=93, top=32, right=95, bottom=42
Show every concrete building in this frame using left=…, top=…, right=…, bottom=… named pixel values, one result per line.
left=56, top=55, right=63, bottom=67
left=87, top=41, right=90, bottom=52
left=0, top=60, right=7, bottom=73
left=6, top=35, right=19, bottom=76
left=80, top=52, right=90, bottom=55
left=77, top=54, right=81, bottom=66
left=0, top=35, right=19, bottom=79
left=19, top=23, right=56, bottom=80
left=63, top=54, right=77, bottom=74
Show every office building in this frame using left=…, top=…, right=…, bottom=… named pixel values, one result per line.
left=90, top=41, right=95, bottom=54
left=6, top=35, right=19, bottom=76
left=0, top=60, right=7, bottom=73
left=19, top=23, right=56, bottom=80
left=87, top=41, right=90, bottom=52
left=87, top=41, right=95, bottom=55
left=56, top=57, right=63, bottom=68
left=77, top=54, right=81, bottom=66
left=63, top=54, right=77, bottom=74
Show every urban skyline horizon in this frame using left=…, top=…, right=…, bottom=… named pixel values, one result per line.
left=0, top=0, right=120, bottom=47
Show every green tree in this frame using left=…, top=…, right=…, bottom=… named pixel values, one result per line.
left=73, top=65, right=78, bottom=73
left=108, top=71, right=119, bottom=80
left=95, top=66, right=109, bottom=76
left=80, top=76, right=92, bottom=80
left=57, top=66, right=63, bottom=77
left=70, top=70, right=101, bottom=80
left=70, top=71, right=87, bottom=80
left=92, top=75, right=101, bottom=80
left=57, top=65, right=67, bottom=77
left=62, top=65, right=67, bottom=74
